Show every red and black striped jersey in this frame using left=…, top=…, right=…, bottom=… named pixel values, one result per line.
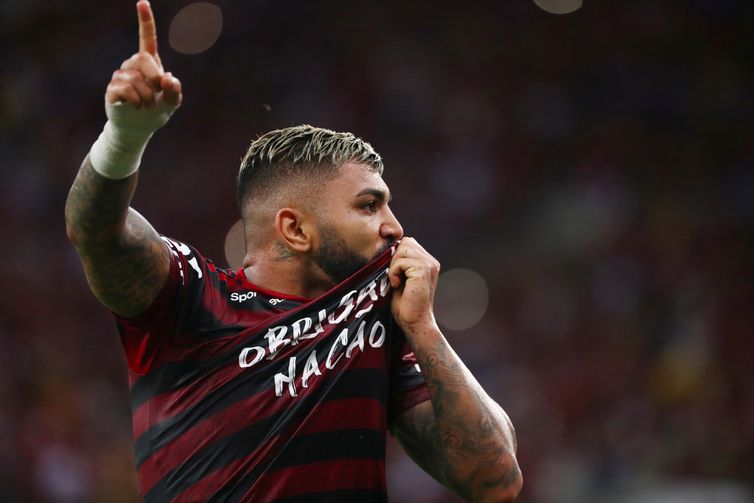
left=115, top=237, right=429, bottom=502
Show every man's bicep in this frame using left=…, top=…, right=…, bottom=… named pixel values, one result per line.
left=77, top=207, right=171, bottom=319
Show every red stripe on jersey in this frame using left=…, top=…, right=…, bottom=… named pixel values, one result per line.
left=138, top=393, right=384, bottom=495
left=131, top=360, right=245, bottom=440
left=173, top=457, right=385, bottom=501
left=293, top=398, right=385, bottom=436
left=238, top=458, right=385, bottom=502
left=151, top=399, right=385, bottom=500
left=165, top=455, right=254, bottom=501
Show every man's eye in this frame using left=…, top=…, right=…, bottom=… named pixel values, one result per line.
left=363, top=201, right=378, bottom=212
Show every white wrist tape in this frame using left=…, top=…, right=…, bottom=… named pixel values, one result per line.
left=89, top=99, right=176, bottom=179
left=89, top=120, right=152, bottom=179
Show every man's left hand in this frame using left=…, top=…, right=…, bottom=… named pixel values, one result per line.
left=388, top=238, right=441, bottom=333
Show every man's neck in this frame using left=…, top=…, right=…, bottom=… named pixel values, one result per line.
left=242, top=252, right=335, bottom=300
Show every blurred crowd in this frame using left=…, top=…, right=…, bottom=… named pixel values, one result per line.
left=1, top=0, right=752, bottom=501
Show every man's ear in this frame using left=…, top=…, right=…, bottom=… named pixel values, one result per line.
left=275, top=207, right=314, bottom=253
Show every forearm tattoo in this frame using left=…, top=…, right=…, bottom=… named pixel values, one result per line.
left=395, top=329, right=521, bottom=502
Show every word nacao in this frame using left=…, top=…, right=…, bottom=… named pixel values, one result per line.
left=238, top=269, right=392, bottom=397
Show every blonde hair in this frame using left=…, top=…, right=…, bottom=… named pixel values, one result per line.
left=237, top=124, right=383, bottom=210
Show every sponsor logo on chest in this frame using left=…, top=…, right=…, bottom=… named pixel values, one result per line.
left=230, top=291, right=257, bottom=302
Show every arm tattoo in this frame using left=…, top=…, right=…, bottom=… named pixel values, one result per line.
left=65, top=156, right=170, bottom=318
left=393, top=329, right=521, bottom=502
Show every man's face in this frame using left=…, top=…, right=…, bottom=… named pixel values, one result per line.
left=310, top=162, right=403, bottom=283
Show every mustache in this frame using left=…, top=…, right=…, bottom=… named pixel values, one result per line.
left=373, top=238, right=396, bottom=259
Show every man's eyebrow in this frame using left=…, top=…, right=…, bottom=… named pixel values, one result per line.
left=356, top=188, right=392, bottom=202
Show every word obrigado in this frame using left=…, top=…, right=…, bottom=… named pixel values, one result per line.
left=238, top=269, right=392, bottom=397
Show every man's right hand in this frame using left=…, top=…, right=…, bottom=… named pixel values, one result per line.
left=105, top=0, right=182, bottom=138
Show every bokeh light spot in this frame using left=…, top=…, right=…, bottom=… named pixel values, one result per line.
left=224, top=219, right=245, bottom=270
left=169, top=2, right=223, bottom=55
left=434, top=269, right=490, bottom=331
left=532, top=0, right=583, bottom=15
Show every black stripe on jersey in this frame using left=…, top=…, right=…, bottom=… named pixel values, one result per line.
left=130, top=348, right=237, bottom=409
left=135, top=367, right=388, bottom=468
left=146, top=429, right=385, bottom=503
left=270, top=491, right=387, bottom=503
left=210, top=429, right=387, bottom=503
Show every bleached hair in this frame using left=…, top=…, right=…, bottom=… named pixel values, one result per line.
left=237, top=124, right=383, bottom=210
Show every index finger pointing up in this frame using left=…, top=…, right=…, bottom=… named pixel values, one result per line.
left=137, top=0, right=158, bottom=55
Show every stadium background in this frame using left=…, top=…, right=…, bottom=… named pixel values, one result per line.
left=1, top=0, right=753, bottom=501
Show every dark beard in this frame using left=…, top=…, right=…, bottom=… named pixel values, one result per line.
left=312, top=225, right=391, bottom=284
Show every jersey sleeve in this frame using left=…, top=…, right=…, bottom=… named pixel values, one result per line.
left=388, top=326, right=430, bottom=420
left=114, top=237, right=209, bottom=375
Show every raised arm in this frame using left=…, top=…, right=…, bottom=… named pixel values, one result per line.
left=65, top=1, right=182, bottom=318
left=389, top=238, right=522, bottom=502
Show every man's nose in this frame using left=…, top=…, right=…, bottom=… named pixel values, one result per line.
left=380, top=207, right=404, bottom=242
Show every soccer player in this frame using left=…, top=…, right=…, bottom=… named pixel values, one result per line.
left=64, top=1, right=522, bottom=501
